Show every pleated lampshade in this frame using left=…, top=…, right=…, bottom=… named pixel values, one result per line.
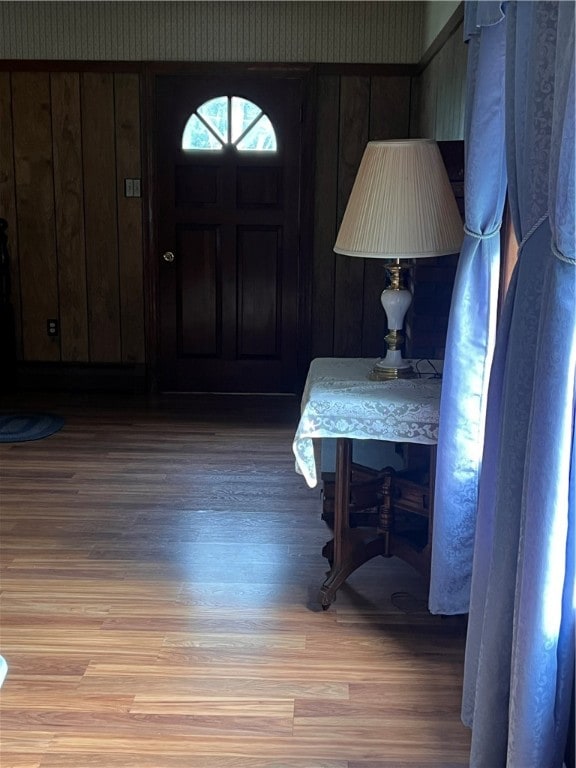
left=334, top=139, right=463, bottom=259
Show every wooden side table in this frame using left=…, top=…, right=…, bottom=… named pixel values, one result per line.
left=292, top=357, right=441, bottom=608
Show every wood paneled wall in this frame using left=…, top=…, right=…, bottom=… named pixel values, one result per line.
left=0, top=70, right=144, bottom=367
left=2, top=67, right=418, bottom=377
left=307, top=8, right=466, bottom=365
left=1, top=58, right=466, bottom=389
left=311, top=73, right=412, bottom=360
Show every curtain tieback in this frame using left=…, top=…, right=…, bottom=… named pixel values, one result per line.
left=552, top=240, right=576, bottom=266
left=517, top=214, right=575, bottom=265
left=518, top=213, right=548, bottom=255
left=464, top=223, right=501, bottom=239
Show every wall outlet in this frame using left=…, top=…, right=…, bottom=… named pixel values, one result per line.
left=47, top=318, right=59, bottom=337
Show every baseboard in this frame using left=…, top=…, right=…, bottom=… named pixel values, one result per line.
left=11, top=362, right=147, bottom=394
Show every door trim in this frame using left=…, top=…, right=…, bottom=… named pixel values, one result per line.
left=143, top=62, right=316, bottom=395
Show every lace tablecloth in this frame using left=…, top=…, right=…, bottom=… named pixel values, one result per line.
left=293, top=358, right=442, bottom=488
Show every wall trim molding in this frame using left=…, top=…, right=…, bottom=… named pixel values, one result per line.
left=317, top=63, right=417, bottom=77
left=15, top=363, right=147, bottom=393
left=416, top=2, right=465, bottom=74
left=0, top=59, right=143, bottom=72
left=0, top=60, right=417, bottom=77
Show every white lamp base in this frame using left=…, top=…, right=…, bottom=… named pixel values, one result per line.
left=369, top=265, right=415, bottom=381
left=369, top=350, right=416, bottom=381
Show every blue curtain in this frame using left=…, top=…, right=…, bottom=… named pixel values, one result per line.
left=462, top=2, right=575, bottom=766
left=429, top=1, right=507, bottom=616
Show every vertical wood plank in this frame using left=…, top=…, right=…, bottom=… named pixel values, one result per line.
left=416, top=64, right=437, bottom=140
left=333, top=76, right=369, bottom=357
left=51, top=71, right=89, bottom=362
left=11, top=72, right=60, bottom=362
left=81, top=72, right=121, bottom=363
left=362, top=76, right=413, bottom=358
left=0, top=72, right=23, bottom=360
left=311, top=74, right=339, bottom=359
left=114, top=73, right=145, bottom=364
left=409, top=74, right=421, bottom=138
left=369, top=76, right=411, bottom=141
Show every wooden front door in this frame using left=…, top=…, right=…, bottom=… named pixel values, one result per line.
left=154, top=70, right=311, bottom=393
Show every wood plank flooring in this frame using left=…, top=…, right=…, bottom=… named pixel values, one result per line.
left=0, top=393, right=471, bottom=767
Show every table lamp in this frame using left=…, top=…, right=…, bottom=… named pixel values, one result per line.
left=334, top=139, right=463, bottom=380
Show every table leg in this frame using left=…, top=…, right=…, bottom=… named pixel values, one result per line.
left=319, top=438, right=386, bottom=608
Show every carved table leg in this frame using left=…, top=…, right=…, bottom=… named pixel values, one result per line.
left=377, top=467, right=395, bottom=554
left=319, top=438, right=386, bottom=608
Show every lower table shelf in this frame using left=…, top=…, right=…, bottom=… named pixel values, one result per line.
left=318, top=442, right=436, bottom=607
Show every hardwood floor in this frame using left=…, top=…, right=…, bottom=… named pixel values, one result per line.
left=0, top=393, right=471, bottom=767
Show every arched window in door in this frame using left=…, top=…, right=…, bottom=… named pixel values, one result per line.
left=182, top=96, right=277, bottom=151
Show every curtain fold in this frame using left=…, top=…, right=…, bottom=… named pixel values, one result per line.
left=428, top=3, right=507, bottom=615
left=462, top=2, right=575, bottom=765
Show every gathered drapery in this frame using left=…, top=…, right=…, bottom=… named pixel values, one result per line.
left=429, top=0, right=507, bottom=616
left=462, top=2, right=575, bottom=766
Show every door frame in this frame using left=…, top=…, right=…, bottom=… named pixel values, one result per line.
left=143, top=62, right=316, bottom=395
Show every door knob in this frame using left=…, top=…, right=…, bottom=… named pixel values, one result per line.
left=162, top=251, right=175, bottom=263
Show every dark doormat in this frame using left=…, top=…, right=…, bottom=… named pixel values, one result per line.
left=0, top=412, right=65, bottom=443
